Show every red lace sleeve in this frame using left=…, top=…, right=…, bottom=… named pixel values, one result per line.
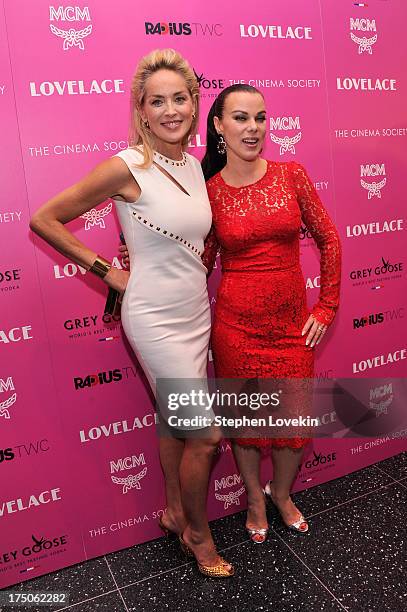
left=202, top=225, right=220, bottom=275
left=291, top=162, right=342, bottom=326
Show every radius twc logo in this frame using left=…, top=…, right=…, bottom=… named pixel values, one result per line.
left=0, top=439, right=50, bottom=467
left=74, top=369, right=123, bottom=390
left=0, top=376, right=17, bottom=421
left=214, top=473, right=245, bottom=509
left=269, top=115, right=302, bottom=155
left=110, top=452, right=147, bottom=494
left=80, top=201, right=112, bottom=230
left=360, top=163, right=387, bottom=199
left=352, top=308, right=407, bottom=332
left=145, top=22, right=222, bottom=36
left=350, top=17, right=378, bottom=54
left=49, top=5, right=92, bottom=51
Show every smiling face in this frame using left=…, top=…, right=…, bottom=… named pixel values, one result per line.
left=214, top=91, right=266, bottom=161
left=140, top=68, right=195, bottom=149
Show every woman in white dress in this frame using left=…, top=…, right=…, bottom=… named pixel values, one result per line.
left=30, top=49, right=233, bottom=578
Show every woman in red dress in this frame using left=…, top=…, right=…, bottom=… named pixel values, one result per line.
left=201, top=84, right=341, bottom=542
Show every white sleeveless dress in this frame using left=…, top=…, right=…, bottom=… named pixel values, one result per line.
left=113, top=148, right=212, bottom=411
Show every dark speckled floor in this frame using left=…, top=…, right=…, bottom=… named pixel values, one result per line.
left=2, top=452, right=406, bottom=612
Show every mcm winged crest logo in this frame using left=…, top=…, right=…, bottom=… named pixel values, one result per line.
left=370, top=395, right=392, bottom=416
left=0, top=392, right=16, bottom=420
left=111, top=467, right=147, bottom=494
left=360, top=178, right=386, bottom=199
left=81, top=202, right=112, bottom=230
left=350, top=33, right=378, bottom=55
left=0, top=377, right=17, bottom=421
left=215, top=486, right=245, bottom=509
left=270, top=132, right=302, bottom=155
left=50, top=24, right=92, bottom=50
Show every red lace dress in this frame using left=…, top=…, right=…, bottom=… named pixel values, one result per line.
left=203, top=161, right=341, bottom=449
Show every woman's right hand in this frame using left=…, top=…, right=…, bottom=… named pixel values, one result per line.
left=104, top=267, right=130, bottom=294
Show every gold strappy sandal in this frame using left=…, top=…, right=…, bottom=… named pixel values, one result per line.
left=178, top=534, right=194, bottom=557
left=197, top=557, right=235, bottom=578
left=179, top=534, right=234, bottom=578
left=159, top=518, right=193, bottom=556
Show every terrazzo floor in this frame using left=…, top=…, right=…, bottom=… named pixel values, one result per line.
left=1, top=452, right=406, bottom=612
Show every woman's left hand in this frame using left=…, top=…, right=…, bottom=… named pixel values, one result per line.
left=118, top=243, right=130, bottom=268
left=301, top=315, right=328, bottom=348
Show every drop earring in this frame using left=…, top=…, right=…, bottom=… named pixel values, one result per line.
left=217, top=134, right=226, bottom=155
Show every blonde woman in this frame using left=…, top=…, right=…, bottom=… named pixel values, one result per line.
left=30, top=49, right=233, bottom=578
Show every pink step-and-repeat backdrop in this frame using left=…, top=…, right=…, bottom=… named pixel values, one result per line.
left=1, top=0, right=406, bottom=588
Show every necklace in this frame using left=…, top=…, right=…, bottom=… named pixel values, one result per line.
left=154, top=151, right=187, bottom=167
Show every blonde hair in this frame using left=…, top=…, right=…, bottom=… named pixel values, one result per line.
left=129, top=48, right=199, bottom=168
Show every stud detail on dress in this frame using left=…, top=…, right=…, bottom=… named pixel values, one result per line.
left=154, top=151, right=187, bottom=167
left=132, top=211, right=202, bottom=257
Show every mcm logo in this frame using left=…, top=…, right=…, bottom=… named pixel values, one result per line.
left=350, top=33, right=378, bottom=54
left=350, top=18, right=377, bottom=55
left=50, top=24, right=92, bottom=50
left=361, top=178, right=386, bottom=199
left=370, top=396, right=392, bottom=416
left=214, top=473, right=245, bottom=509
left=360, top=163, right=387, bottom=199
left=0, top=377, right=17, bottom=420
left=81, top=202, right=112, bottom=230
left=215, top=486, right=245, bottom=509
left=269, top=116, right=302, bottom=155
left=49, top=6, right=93, bottom=51
left=111, top=468, right=147, bottom=494
left=110, top=453, right=147, bottom=494
left=369, top=383, right=393, bottom=417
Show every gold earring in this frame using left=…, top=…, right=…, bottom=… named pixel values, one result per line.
left=144, top=120, right=149, bottom=129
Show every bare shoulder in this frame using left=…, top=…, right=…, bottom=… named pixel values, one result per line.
left=86, top=156, right=131, bottom=183
left=73, top=155, right=140, bottom=200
